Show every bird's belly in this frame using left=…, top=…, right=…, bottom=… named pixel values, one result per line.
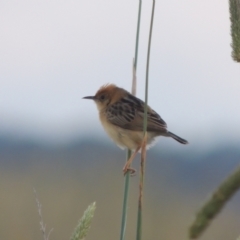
left=101, top=121, right=157, bottom=150
left=101, top=123, right=136, bottom=149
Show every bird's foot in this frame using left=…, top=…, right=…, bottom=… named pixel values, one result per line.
left=123, top=166, right=136, bottom=176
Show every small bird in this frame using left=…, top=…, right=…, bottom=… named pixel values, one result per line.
left=83, top=84, right=188, bottom=174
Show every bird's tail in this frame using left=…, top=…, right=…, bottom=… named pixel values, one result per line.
left=167, top=131, right=188, bottom=144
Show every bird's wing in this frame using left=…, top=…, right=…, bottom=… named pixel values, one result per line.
left=106, top=95, right=167, bottom=132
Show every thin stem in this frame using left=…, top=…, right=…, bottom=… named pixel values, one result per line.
left=132, top=0, right=142, bottom=96
left=120, top=2, right=142, bottom=239
left=134, top=0, right=142, bottom=70
left=120, top=150, right=131, bottom=240
left=143, top=0, right=155, bottom=132
left=136, top=1, right=155, bottom=240
left=136, top=134, right=147, bottom=240
left=34, top=189, right=53, bottom=240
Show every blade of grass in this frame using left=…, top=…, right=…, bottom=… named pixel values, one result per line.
left=136, top=1, right=155, bottom=239
left=189, top=166, right=240, bottom=239
left=120, top=1, right=142, bottom=240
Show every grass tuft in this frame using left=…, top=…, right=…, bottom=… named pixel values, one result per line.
left=70, top=202, right=96, bottom=240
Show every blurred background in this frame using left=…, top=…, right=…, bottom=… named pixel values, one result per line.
left=0, top=0, right=240, bottom=239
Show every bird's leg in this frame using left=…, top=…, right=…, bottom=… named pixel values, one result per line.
left=123, top=146, right=141, bottom=175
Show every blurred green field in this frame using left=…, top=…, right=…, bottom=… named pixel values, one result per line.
left=1, top=138, right=240, bottom=240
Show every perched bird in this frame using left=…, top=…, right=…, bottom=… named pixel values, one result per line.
left=83, top=84, right=188, bottom=174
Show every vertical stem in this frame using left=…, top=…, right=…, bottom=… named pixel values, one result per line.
left=120, top=150, right=131, bottom=240
left=144, top=0, right=155, bottom=130
left=120, top=1, right=142, bottom=240
left=136, top=134, right=147, bottom=240
left=132, top=0, right=142, bottom=96
left=134, top=0, right=142, bottom=70
left=136, top=1, right=155, bottom=240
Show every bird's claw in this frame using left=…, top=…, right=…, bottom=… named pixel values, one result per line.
left=123, top=167, right=136, bottom=176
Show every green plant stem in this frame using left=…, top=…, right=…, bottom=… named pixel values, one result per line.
left=120, top=150, right=131, bottom=240
left=143, top=0, right=155, bottom=129
left=136, top=1, right=155, bottom=240
left=134, top=0, right=142, bottom=69
left=120, top=2, right=142, bottom=239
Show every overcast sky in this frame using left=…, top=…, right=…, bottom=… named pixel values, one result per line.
left=0, top=0, right=239, bottom=147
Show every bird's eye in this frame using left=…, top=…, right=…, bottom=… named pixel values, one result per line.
left=100, top=95, right=105, bottom=100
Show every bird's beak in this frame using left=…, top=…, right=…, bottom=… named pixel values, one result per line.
left=83, top=96, right=95, bottom=100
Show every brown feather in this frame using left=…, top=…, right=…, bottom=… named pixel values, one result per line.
left=106, top=93, right=167, bottom=132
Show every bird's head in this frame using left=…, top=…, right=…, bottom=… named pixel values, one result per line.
left=83, top=84, right=122, bottom=111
